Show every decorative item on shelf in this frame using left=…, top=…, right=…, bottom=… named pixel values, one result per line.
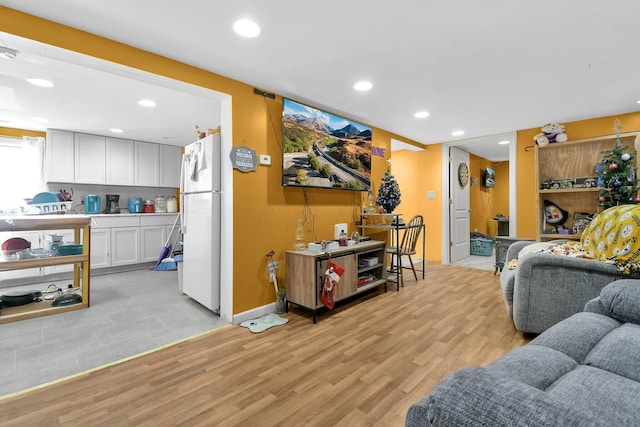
left=596, top=120, right=640, bottom=208
left=534, top=122, right=568, bottom=147
left=376, top=159, right=401, bottom=221
left=544, top=199, right=568, bottom=232
left=574, top=177, right=598, bottom=188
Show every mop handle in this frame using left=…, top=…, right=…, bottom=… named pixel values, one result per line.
left=164, top=214, right=180, bottom=247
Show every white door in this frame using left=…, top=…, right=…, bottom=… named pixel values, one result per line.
left=450, top=147, right=470, bottom=262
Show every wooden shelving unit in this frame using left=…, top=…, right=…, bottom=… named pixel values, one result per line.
left=285, top=240, right=386, bottom=323
left=0, top=215, right=91, bottom=323
left=535, top=133, right=639, bottom=241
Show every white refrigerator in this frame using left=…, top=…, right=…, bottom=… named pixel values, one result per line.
left=180, top=134, right=221, bottom=312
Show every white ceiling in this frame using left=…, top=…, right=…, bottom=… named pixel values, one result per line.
left=1, top=1, right=640, bottom=158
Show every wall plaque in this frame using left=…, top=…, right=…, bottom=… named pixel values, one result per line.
left=231, top=146, right=258, bottom=172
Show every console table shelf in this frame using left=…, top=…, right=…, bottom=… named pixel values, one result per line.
left=0, top=215, right=91, bottom=323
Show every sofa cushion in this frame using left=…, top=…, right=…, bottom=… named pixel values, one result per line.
left=598, top=279, right=640, bottom=324
left=485, top=346, right=577, bottom=390
left=530, top=312, right=621, bottom=364
left=547, top=365, right=640, bottom=425
left=580, top=204, right=640, bottom=273
left=584, top=323, right=640, bottom=382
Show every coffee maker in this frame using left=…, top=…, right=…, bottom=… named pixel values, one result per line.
left=105, top=194, right=120, bottom=214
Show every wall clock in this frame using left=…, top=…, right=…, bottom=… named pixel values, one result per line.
left=458, top=162, right=469, bottom=187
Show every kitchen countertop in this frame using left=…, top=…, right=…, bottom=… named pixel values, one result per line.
left=88, top=212, right=179, bottom=217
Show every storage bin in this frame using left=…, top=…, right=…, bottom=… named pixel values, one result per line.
left=470, top=238, right=494, bottom=257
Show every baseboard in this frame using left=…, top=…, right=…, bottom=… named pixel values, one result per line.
left=232, top=302, right=277, bottom=324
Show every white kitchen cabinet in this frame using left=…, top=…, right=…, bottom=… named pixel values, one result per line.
left=135, top=141, right=160, bottom=186
left=106, top=137, right=134, bottom=185
left=74, top=133, right=106, bottom=184
left=111, top=227, right=140, bottom=266
left=140, top=225, right=166, bottom=263
left=140, top=214, right=179, bottom=262
left=90, top=228, right=111, bottom=269
left=45, top=129, right=75, bottom=183
left=160, top=144, right=182, bottom=188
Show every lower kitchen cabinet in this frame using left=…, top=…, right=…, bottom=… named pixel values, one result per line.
left=111, top=227, right=140, bottom=266
left=90, top=214, right=178, bottom=270
left=90, top=228, right=110, bottom=269
left=286, top=240, right=387, bottom=323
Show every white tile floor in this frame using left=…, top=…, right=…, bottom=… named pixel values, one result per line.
left=0, top=269, right=227, bottom=397
left=451, top=251, right=497, bottom=271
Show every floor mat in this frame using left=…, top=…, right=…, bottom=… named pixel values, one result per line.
left=240, top=313, right=289, bottom=333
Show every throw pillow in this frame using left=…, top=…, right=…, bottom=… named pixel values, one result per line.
left=580, top=205, right=640, bottom=273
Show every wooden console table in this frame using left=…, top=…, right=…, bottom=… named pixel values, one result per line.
left=285, top=240, right=387, bottom=323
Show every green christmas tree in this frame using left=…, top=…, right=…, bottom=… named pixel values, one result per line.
left=597, top=121, right=640, bottom=208
left=377, top=161, right=401, bottom=213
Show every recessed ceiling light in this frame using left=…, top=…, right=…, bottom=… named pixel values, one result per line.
left=233, top=19, right=261, bottom=37
left=26, top=77, right=54, bottom=88
left=414, top=111, right=430, bottom=119
left=354, top=81, right=372, bottom=91
left=32, top=117, right=49, bottom=123
left=637, top=99, right=640, bottom=104
left=452, top=130, right=465, bottom=137
left=138, top=99, right=157, bottom=107
left=498, top=140, right=510, bottom=145
left=109, top=128, right=124, bottom=133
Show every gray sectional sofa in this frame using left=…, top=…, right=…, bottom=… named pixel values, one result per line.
left=499, top=240, right=628, bottom=334
left=406, top=279, right=640, bottom=426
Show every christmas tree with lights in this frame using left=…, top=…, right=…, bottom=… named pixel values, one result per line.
left=377, top=160, right=401, bottom=213
left=597, top=120, right=640, bottom=208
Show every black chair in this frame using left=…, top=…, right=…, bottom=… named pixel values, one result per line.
left=386, top=215, right=424, bottom=287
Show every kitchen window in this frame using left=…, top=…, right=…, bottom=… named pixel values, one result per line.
left=0, top=136, right=46, bottom=212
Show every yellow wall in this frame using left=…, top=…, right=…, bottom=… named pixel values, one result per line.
left=467, top=155, right=508, bottom=235
left=0, top=127, right=45, bottom=138
left=516, top=111, right=640, bottom=238
left=0, top=7, right=424, bottom=314
left=387, top=142, right=443, bottom=262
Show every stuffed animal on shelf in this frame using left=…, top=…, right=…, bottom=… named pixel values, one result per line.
left=534, top=123, right=568, bottom=147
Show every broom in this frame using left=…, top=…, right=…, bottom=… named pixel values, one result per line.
left=152, top=215, right=180, bottom=270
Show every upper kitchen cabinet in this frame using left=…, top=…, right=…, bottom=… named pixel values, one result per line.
left=134, top=141, right=160, bottom=186
left=106, top=137, right=134, bottom=186
left=45, top=129, right=75, bottom=183
left=160, top=144, right=182, bottom=188
left=74, top=133, right=106, bottom=184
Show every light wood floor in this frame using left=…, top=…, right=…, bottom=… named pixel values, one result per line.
left=0, top=263, right=530, bottom=426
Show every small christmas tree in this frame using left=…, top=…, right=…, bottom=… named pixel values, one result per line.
left=377, top=160, right=401, bottom=213
left=597, top=120, right=640, bottom=208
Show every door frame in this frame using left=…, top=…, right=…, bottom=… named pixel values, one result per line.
left=441, top=136, right=518, bottom=264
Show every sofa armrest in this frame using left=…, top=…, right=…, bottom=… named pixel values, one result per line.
left=584, top=279, right=640, bottom=324
left=512, top=252, right=624, bottom=333
left=504, top=240, right=533, bottom=263
left=406, top=367, right=604, bottom=426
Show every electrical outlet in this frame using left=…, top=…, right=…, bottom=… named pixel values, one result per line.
left=334, top=223, right=347, bottom=240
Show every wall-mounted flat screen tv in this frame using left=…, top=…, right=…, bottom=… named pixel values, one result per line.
left=484, top=166, right=496, bottom=188
left=282, top=98, right=372, bottom=191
